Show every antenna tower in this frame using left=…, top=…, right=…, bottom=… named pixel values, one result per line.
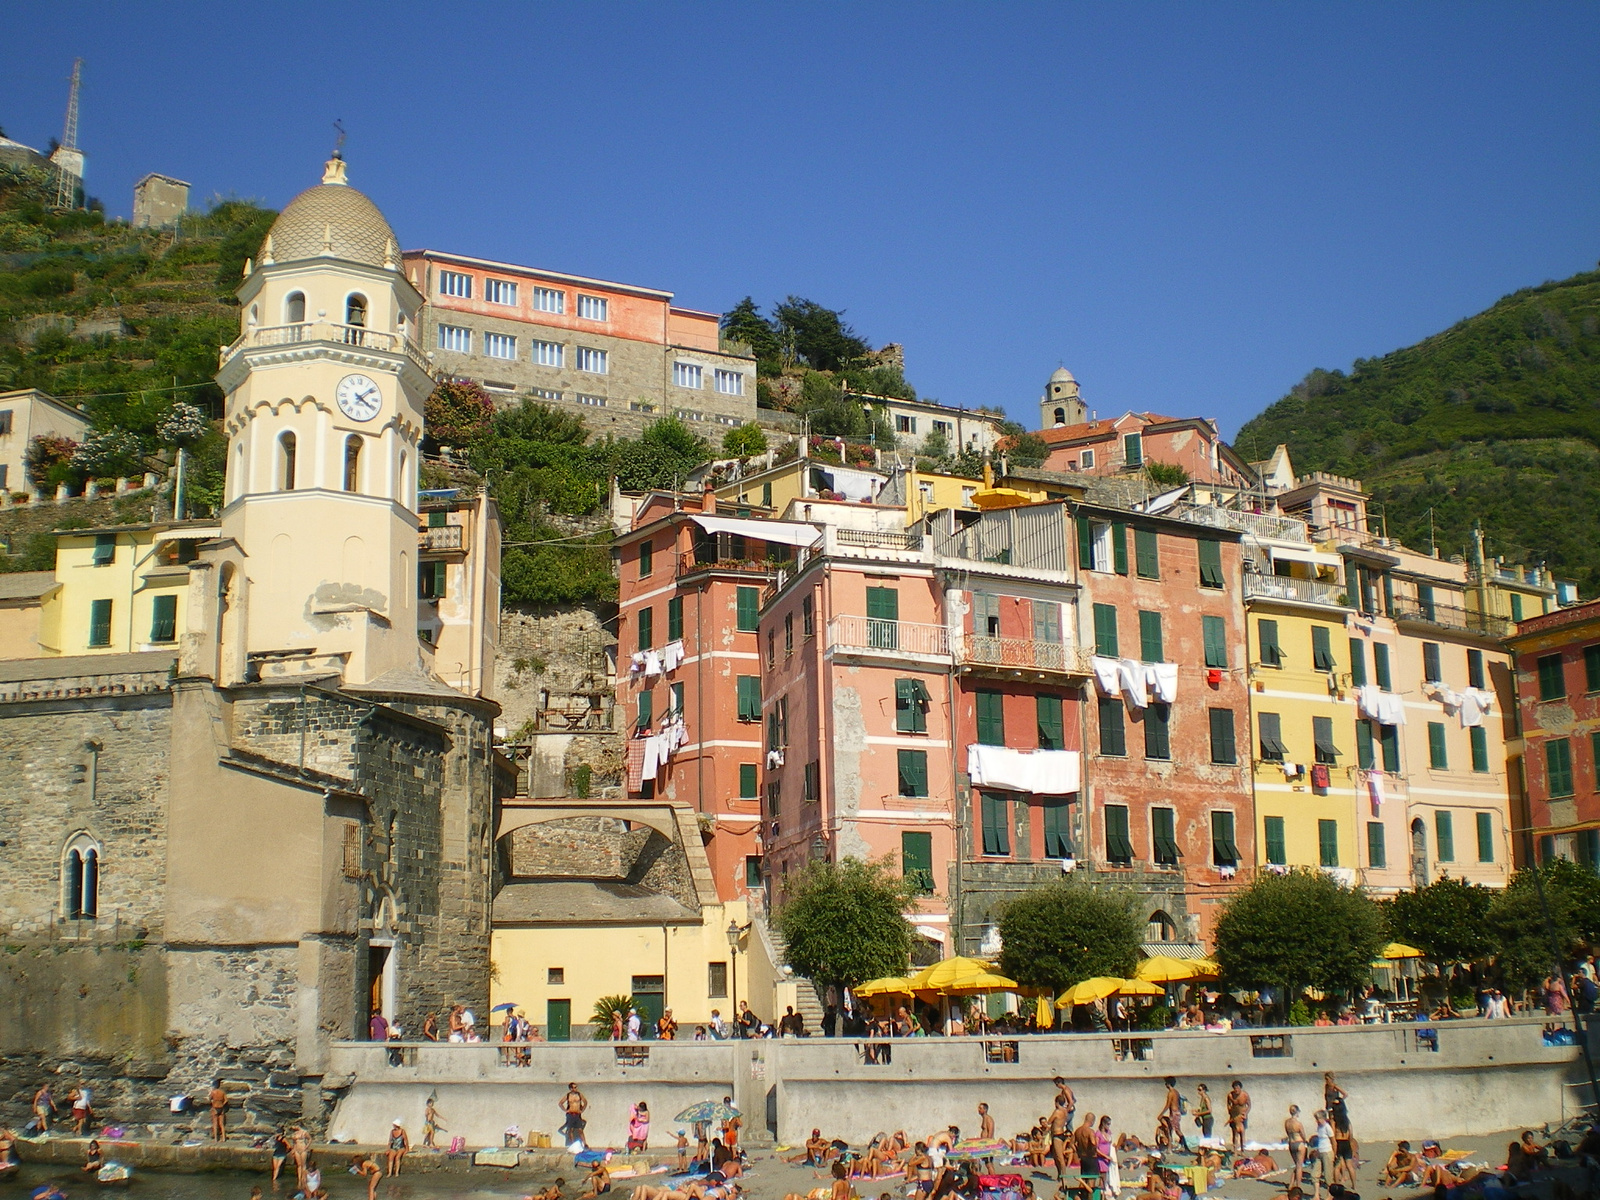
left=52, top=58, right=84, bottom=210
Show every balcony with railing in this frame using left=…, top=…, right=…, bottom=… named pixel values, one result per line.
left=956, top=634, right=1090, bottom=677
left=420, top=524, right=465, bottom=553
left=1182, top=505, right=1311, bottom=543
left=221, top=322, right=431, bottom=371
left=1390, top=601, right=1513, bottom=638
left=1243, top=574, right=1348, bottom=608
left=826, top=615, right=949, bottom=659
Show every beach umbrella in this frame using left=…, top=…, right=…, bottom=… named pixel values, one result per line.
left=938, top=969, right=1020, bottom=997
left=1035, top=994, right=1054, bottom=1027
left=907, top=956, right=999, bottom=994
left=675, top=1100, right=740, bottom=1125
left=1056, top=977, right=1129, bottom=1007
left=491, top=1002, right=518, bottom=1012
left=1136, top=955, right=1219, bottom=983
left=1382, top=942, right=1425, bottom=959
left=1118, top=979, right=1166, bottom=997
left=853, top=976, right=916, bottom=997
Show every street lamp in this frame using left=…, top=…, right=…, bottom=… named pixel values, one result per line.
left=727, top=920, right=741, bottom=1027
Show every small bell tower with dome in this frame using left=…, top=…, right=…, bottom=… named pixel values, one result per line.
left=214, top=155, right=432, bottom=687
left=1040, top=366, right=1086, bottom=429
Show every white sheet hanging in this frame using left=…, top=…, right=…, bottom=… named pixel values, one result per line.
left=662, top=640, right=685, bottom=673
left=1147, top=662, right=1179, bottom=704
left=966, top=744, right=1081, bottom=795
left=1118, top=658, right=1148, bottom=708
left=1460, top=687, right=1494, bottom=728
left=1091, top=656, right=1122, bottom=697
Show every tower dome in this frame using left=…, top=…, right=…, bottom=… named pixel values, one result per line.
left=258, top=158, right=399, bottom=269
left=1049, top=366, right=1076, bottom=385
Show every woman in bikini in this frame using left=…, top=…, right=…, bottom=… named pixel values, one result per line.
left=1285, top=1104, right=1308, bottom=1191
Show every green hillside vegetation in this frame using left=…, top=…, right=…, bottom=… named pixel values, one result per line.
left=1238, top=266, right=1600, bottom=591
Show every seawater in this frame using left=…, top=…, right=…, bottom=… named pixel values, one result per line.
left=7, top=1164, right=550, bottom=1200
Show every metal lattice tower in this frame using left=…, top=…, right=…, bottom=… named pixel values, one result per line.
left=52, top=58, right=83, bottom=210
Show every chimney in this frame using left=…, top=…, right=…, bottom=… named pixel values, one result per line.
left=702, top=482, right=717, bottom=514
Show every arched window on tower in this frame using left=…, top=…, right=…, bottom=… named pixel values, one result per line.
left=1054, top=407, right=1066, bottom=426
left=279, top=432, right=297, bottom=491
left=345, top=294, right=367, bottom=346
left=343, top=435, right=362, bottom=493
left=63, top=832, right=101, bottom=920
left=285, top=291, right=306, bottom=326
left=398, top=450, right=408, bottom=503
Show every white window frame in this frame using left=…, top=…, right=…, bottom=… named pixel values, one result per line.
left=577, top=294, right=609, bottom=321
left=575, top=394, right=607, bottom=407
left=576, top=347, right=608, bottom=375
left=1091, top=522, right=1113, bottom=572
left=438, top=325, right=471, bottom=353
left=533, top=286, right=565, bottom=314
left=483, top=332, right=517, bottom=360
left=484, top=278, right=518, bottom=306
left=532, top=340, right=564, bottom=368
left=896, top=414, right=916, bottom=434
left=438, top=270, right=472, bottom=299
left=713, top=369, right=745, bottom=396
left=674, top=362, right=703, bottom=389
left=529, top=387, right=562, bottom=402
left=1080, top=449, right=1096, bottom=469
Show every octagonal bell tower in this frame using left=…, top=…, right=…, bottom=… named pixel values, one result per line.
left=216, top=156, right=432, bottom=686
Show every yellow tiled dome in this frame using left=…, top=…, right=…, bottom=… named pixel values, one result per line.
left=259, top=159, right=398, bottom=269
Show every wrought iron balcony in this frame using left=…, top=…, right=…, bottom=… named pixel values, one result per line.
left=956, top=634, right=1091, bottom=677
left=826, top=615, right=949, bottom=658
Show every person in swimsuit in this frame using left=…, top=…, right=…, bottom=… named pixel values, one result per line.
left=1049, top=1095, right=1074, bottom=1179
left=1225, top=1081, right=1250, bottom=1153
left=82, top=1139, right=103, bottom=1173
left=271, top=1127, right=291, bottom=1183
left=1193, top=1083, right=1213, bottom=1141
left=385, top=1119, right=410, bottom=1176
left=1379, top=1142, right=1418, bottom=1186
left=353, top=1154, right=382, bottom=1200
left=1285, top=1105, right=1308, bottom=1190
left=1331, top=1114, right=1356, bottom=1187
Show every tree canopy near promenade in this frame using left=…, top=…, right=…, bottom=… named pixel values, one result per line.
left=774, top=857, right=916, bottom=992
left=996, top=881, right=1141, bottom=993
left=1213, top=869, right=1384, bottom=1003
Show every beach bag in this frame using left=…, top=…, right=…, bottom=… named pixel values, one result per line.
left=449, top=1136, right=466, bottom=1154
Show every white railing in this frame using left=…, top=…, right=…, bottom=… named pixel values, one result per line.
left=827, top=615, right=949, bottom=657
left=832, top=527, right=923, bottom=551
left=1182, top=505, right=1311, bottom=543
left=224, top=323, right=432, bottom=370
left=958, top=635, right=1090, bottom=675
left=1244, top=575, right=1346, bottom=606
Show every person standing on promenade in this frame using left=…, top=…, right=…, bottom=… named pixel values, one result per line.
left=1225, top=1080, right=1250, bottom=1153
left=560, top=1083, right=589, bottom=1146
left=1048, top=1094, right=1073, bottom=1179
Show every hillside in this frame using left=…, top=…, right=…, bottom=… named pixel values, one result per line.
left=1238, top=267, right=1600, bottom=591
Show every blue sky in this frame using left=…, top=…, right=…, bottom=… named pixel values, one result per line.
left=4, top=2, right=1597, bottom=438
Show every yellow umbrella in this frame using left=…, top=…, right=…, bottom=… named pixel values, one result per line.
left=1056, top=977, right=1129, bottom=1007
left=1136, top=955, right=1219, bottom=983
left=1035, top=994, right=1054, bottom=1027
left=1382, top=943, right=1425, bottom=960
left=853, top=976, right=915, bottom=997
left=938, top=969, right=1020, bottom=997
left=1118, top=978, right=1167, bottom=996
left=908, top=956, right=999, bottom=993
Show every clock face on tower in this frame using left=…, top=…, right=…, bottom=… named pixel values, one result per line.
left=335, top=373, right=382, bottom=422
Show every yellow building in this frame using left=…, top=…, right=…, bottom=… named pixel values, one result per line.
left=31, top=521, right=219, bottom=656
left=713, top=453, right=884, bottom=513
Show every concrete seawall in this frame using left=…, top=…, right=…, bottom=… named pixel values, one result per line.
left=327, top=1019, right=1591, bottom=1149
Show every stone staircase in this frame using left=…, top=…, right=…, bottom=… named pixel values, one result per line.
left=752, top=911, right=827, bottom=1033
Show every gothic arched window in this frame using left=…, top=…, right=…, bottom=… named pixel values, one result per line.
left=63, top=832, right=101, bottom=920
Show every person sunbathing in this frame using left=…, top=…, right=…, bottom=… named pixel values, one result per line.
left=527, top=1178, right=567, bottom=1200
left=1028, top=1122, right=1050, bottom=1168
left=783, top=1131, right=831, bottom=1166
left=1380, top=1142, right=1419, bottom=1185
left=1233, top=1149, right=1279, bottom=1179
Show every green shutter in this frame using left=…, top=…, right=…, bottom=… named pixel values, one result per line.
left=1144, top=703, right=1171, bottom=760
left=1435, top=811, right=1455, bottom=862
left=1511, top=593, right=1524, bottom=621
left=901, top=831, right=934, bottom=893
left=1428, top=722, right=1448, bottom=770
left=636, top=690, right=653, bottom=730
left=1470, top=726, right=1489, bottom=772
left=1258, top=711, right=1285, bottom=759
left=1202, top=615, right=1227, bottom=668
left=1468, top=648, right=1486, bottom=690
left=1476, top=811, right=1494, bottom=863
left=1368, top=821, right=1387, bottom=869
left=88, top=598, right=113, bottom=647
left=746, top=856, right=764, bottom=887
left=1374, top=642, right=1392, bottom=690
left=737, top=675, right=761, bottom=721
left=1263, top=815, right=1285, bottom=866
left=976, top=691, right=1005, bottom=745
left=897, top=749, right=928, bottom=797
left=1539, top=655, right=1566, bottom=701
left=1092, top=603, right=1119, bottom=657
left=1036, top=695, right=1064, bottom=750
left=667, top=597, right=683, bottom=641
left=1357, top=721, right=1375, bottom=770
left=762, top=481, right=773, bottom=508
left=1112, top=523, right=1129, bottom=575
left=1318, top=819, right=1339, bottom=867
left=638, top=606, right=654, bottom=651
left=1258, top=618, right=1282, bottom=666
left=866, top=586, right=898, bottom=649
left=1139, top=610, right=1164, bottom=663
left=1211, top=810, right=1238, bottom=866
left=1208, top=708, right=1236, bottom=764
left=1076, top=515, right=1093, bottom=570
left=1380, top=724, right=1401, bottom=773
left=1042, top=799, right=1073, bottom=858
left=1198, top=539, right=1224, bottom=588
left=1098, top=697, right=1126, bottom=756
left=895, top=678, right=928, bottom=733
left=639, top=540, right=654, bottom=577
left=1312, top=625, right=1335, bottom=671
left=1152, top=806, right=1179, bottom=864
left=149, top=593, right=177, bottom=643
left=1349, top=639, right=1368, bottom=687
left=1423, top=642, right=1441, bottom=683
left=1135, top=528, right=1159, bottom=579
left=1548, top=738, right=1575, bottom=797
left=1123, top=432, right=1143, bottom=467
left=1105, top=804, right=1133, bottom=863
left=981, top=792, right=1010, bottom=855
left=739, top=763, right=758, bottom=798
left=1586, top=646, right=1600, bottom=693
left=1313, top=716, right=1338, bottom=764
left=736, top=586, right=760, bottom=632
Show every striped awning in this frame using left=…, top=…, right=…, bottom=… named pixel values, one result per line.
left=1140, top=942, right=1208, bottom=959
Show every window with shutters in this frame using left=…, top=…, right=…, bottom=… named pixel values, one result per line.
left=1538, top=654, right=1565, bottom=701
left=1380, top=724, right=1401, bottom=773
left=1144, top=704, right=1171, bottom=760
left=638, top=540, right=654, bottom=578
left=1313, top=716, right=1339, bottom=765
left=636, top=690, right=653, bottom=731
left=736, top=676, right=761, bottom=721
left=1209, top=708, right=1237, bottom=764
left=93, top=534, right=116, bottom=566
left=1123, top=432, right=1143, bottom=467
left=1511, top=593, right=1524, bottom=621
left=1042, top=798, right=1073, bottom=859
left=1476, top=812, right=1495, bottom=862
left=1428, top=722, right=1448, bottom=770
left=638, top=606, right=654, bottom=651
left=797, top=760, right=817, bottom=803
left=1203, top=615, right=1227, bottom=668
left=767, top=630, right=776, bottom=667
left=1548, top=738, right=1575, bottom=797
left=895, top=678, right=930, bottom=733
left=1356, top=720, right=1375, bottom=770
left=1104, top=804, right=1134, bottom=864
left=1198, top=539, right=1224, bottom=588
left=1430, top=810, right=1454, bottom=862
left=1092, top=603, right=1119, bottom=657
left=1152, top=806, right=1180, bottom=865
left=1469, top=726, right=1489, bottom=772
left=1032, top=598, right=1061, bottom=644
left=1468, top=648, right=1486, bottom=690
left=667, top=597, right=683, bottom=641
left=1036, top=695, right=1065, bottom=750
left=1368, top=821, right=1387, bottom=869
left=1111, top=523, right=1128, bottom=575
left=1423, top=642, right=1442, bottom=684
left=149, top=594, right=177, bottom=643
left=1098, top=697, right=1126, bottom=756
left=1349, top=639, right=1368, bottom=686
left=1263, top=815, right=1286, bottom=865
left=1586, top=645, right=1600, bottom=693
left=976, top=690, right=1005, bottom=745
left=981, top=792, right=1010, bottom=855
left=1211, top=811, right=1239, bottom=867
left=1318, top=819, right=1340, bottom=867
left=88, top=599, right=112, bottom=647
left=902, top=831, right=934, bottom=893
left=1139, top=610, right=1164, bottom=663
left=419, top=560, right=447, bottom=600
left=1134, top=527, right=1159, bottom=579
left=866, top=586, right=899, bottom=649
left=802, top=596, right=814, bottom=637
left=897, top=749, right=928, bottom=798
left=1257, top=618, right=1283, bottom=667
left=1414, top=581, right=1435, bottom=621
left=1312, top=625, right=1336, bottom=671
left=973, top=591, right=1001, bottom=636
left=668, top=682, right=684, bottom=716
left=1374, top=642, right=1393, bottom=690
left=736, top=586, right=760, bottom=632
left=739, top=763, right=758, bottom=798
left=1258, top=711, right=1287, bottom=761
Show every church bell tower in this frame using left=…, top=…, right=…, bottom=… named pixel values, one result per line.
left=215, top=157, right=432, bottom=687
